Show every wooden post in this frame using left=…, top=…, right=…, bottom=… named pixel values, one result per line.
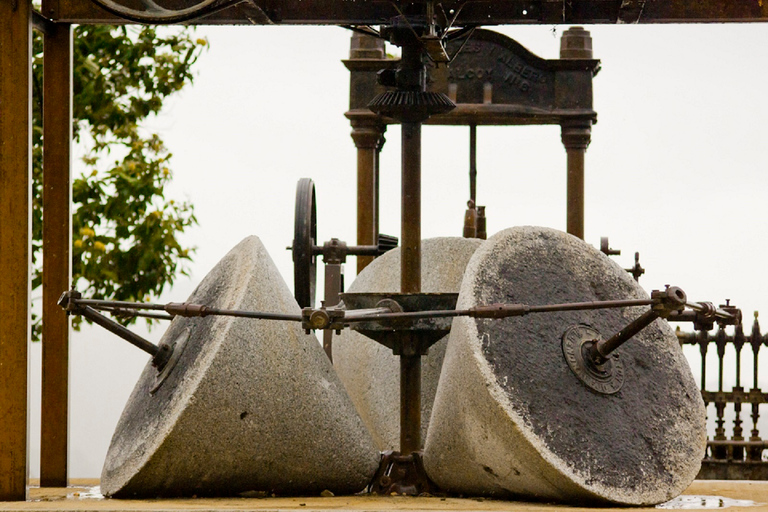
left=0, top=0, right=33, bottom=500
left=41, top=21, right=73, bottom=488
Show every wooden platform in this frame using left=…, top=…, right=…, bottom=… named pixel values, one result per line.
left=2, top=480, right=766, bottom=512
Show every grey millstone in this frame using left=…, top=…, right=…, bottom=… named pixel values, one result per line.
left=333, top=237, right=482, bottom=451
left=423, top=226, right=706, bottom=505
left=101, top=236, right=379, bottom=498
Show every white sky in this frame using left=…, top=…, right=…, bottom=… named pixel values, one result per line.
left=26, top=23, right=768, bottom=478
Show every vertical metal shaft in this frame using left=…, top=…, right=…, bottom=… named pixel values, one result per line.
left=399, top=41, right=423, bottom=455
left=401, top=121, right=422, bottom=294
left=0, top=0, right=32, bottom=500
left=322, top=263, right=343, bottom=361
left=559, top=28, right=593, bottom=241
left=400, top=344, right=421, bottom=455
left=41, top=21, right=73, bottom=488
left=400, top=120, right=422, bottom=454
left=352, top=123, right=380, bottom=274
left=566, top=147, right=585, bottom=239
left=561, top=121, right=591, bottom=240
left=469, top=124, right=477, bottom=204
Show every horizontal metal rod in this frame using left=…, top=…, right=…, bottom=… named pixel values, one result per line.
left=311, top=244, right=382, bottom=257
left=687, top=301, right=740, bottom=321
left=707, top=440, right=768, bottom=448
left=200, top=307, right=302, bottom=322
left=342, top=307, right=394, bottom=320
left=101, top=308, right=174, bottom=321
left=76, top=298, right=168, bottom=311
left=342, top=298, right=656, bottom=324
left=72, top=298, right=302, bottom=322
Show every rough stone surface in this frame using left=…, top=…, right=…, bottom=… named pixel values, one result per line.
left=101, top=236, right=379, bottom=498
left=333, top=237, right=482, bottom=451
left=423, top=226, right=706, bottom=505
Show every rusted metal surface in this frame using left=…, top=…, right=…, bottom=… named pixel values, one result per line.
left=351, top=121, right=382, bottom=274
left=350, top=28, right=596, bottom=238
left=292, top=178, right=317, bottom=308
left=0, top=0, right=32, bottom=501
left=41, top=20, right=73, bottom=489
left=369, top=451, right=436, bottom=496
left=559, top=28, right=593, bottom=240
left=322, top=263, right=343, bottom=361
left=677, top=312, right=768, bottom=479
left=426, top=29, right=598, bottom=127
left=346, top=35, right=389, bottom=275
left=43, top=0, right=768, bottom=25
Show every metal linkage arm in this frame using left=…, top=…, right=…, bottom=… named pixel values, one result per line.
left=58, top=291, right=172, bottom=369
left=668, top=299, right=742, bottom=331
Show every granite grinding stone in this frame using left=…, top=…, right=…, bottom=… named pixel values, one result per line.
left=101, top=236, right=379, bottom=498
left=333, top=237, right=482, bottom=451
left=423, top=226, right=706, bottom=505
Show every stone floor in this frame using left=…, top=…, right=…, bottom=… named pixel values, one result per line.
left=1, top=480, right=766, bottom=512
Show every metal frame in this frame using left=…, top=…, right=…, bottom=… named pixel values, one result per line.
left=4, top=0, right=768, bottom=501
left=345, top=27, right=598, bottom=245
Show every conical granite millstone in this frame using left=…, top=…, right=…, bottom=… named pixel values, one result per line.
left=101, top=236, right=379, bottom=498
left=333, top=237, right=482, bottom=451
left=423, top=227, right=706, bottom=505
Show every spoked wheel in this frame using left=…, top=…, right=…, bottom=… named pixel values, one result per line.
left=293, top=178, right=317, bottom=308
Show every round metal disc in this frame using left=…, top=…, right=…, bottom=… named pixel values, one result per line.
left=424, top=226, right=705, bottom=506
left=293, top=178, right=317, bottom=308
left=561, top=324, right=624, bottom=395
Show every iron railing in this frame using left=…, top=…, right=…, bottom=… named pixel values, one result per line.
left=677, top=313, right=768, bottom=479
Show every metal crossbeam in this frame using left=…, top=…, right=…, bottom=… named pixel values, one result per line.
left=42, top=0, right=768, bottom=25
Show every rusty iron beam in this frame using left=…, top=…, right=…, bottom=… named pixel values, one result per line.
left=0, top=0, right=32, bottom=501
left=41, top=21, right=73, bottom=488
left=43, top=0, right=768, bottom=25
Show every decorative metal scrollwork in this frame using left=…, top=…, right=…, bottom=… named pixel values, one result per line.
left=90, top=0, right=246, bottom=24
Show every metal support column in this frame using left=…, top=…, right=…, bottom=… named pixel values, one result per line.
left=398, top=38, right=423, bottom=455
left=561, top=120, right=591, bottom=240
left=351, top=121, right=385, bottom=274
left=0, top=0, right=33, bottom=500
left=41, top=21, right=73, bottom=488
left=559, top=27, right=594, bottom=241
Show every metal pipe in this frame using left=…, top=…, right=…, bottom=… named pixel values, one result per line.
left=341, top=297, right=655, bottom=323
left=400, top=353, right=421, bottom=454
left=591, top=309, right=660, bottom=364
left=566, top=146, right=585, bottom=239
left=469, top=123, right=477, bottom=204
left=399, top=40, right=424, bottom=455
left=561, top=122, right=591, bottom=240
left=352, top=122, right=379, bottom=273
left=79, top=306, right=161, bottom=358
left=401, top=121, right=422, bottom=294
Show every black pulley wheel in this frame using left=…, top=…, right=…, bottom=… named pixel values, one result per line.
left=293, top=178, right=317, bottom=308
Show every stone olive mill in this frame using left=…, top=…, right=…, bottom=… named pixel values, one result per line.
left=1, top=0, right=766, bottom=505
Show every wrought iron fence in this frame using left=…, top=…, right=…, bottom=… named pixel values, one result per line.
left=677, top=313, right=768, bottom=480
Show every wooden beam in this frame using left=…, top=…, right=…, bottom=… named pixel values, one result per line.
left=41, top=21, right=73, bottom=488
left=0, top=0, right=32, bottom=501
